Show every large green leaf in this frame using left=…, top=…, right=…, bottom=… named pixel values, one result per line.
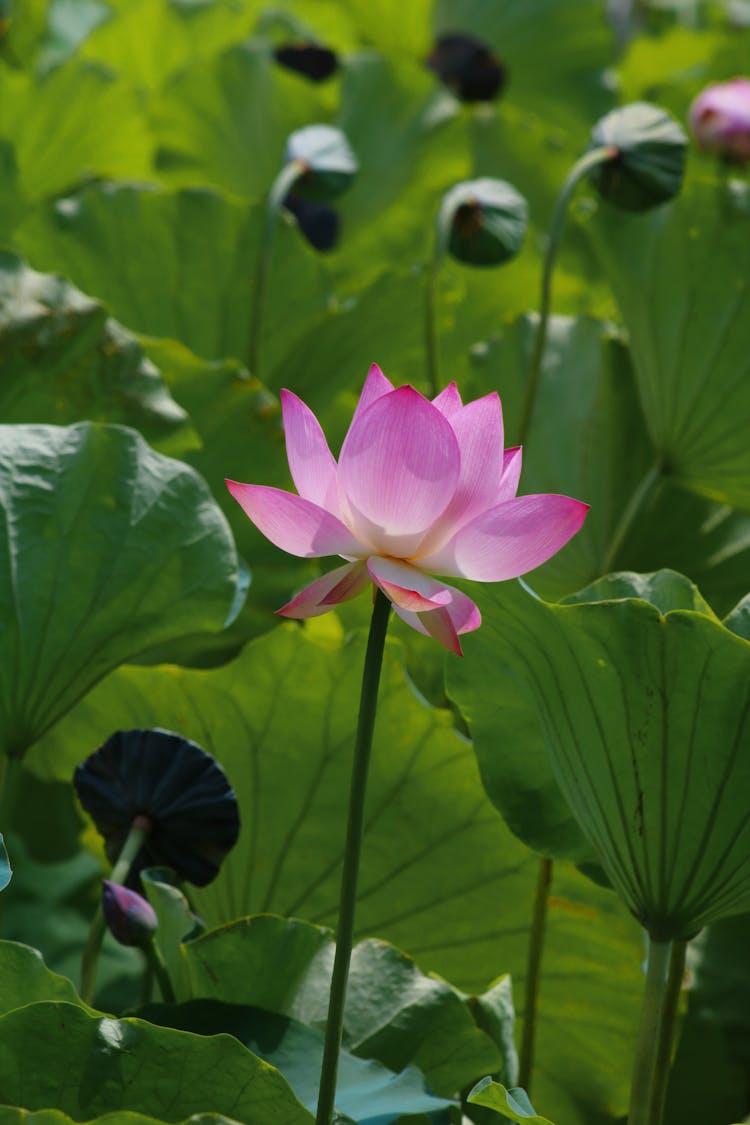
left=17, top=182, right=331, bottom=377
left=467, top=1078, right=554, bottom=1125
left=180, top=915, right=501, bottom=1097
left=0, top=1002, right=313, bottom=1124
left=457, top=570, right=750, bottom=940
left=0, top=1112, right=243, bottom=1125
left=79, top=0, right=258, bottom=93
left=583, top=178, right=750, bottom=510
left=0, top=252, right=192, bottom=456
left=0, top=60, right=150, bottom=214
left=0, top=422, right=239, bottom=759
left=29, top=620, right=644, bottom=1125
left=140, top=1001, right=455, bottom=1123
left=448, top=580, right=597, bottom=866
left=0, top=940, right=84, bottom=1015
left=153, top=40, right=335, bottom=199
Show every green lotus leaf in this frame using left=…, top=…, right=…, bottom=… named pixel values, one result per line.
left=0, top=1002, right=313, bottom=1123
left=467, top=1077, right=554, bottom=1124
left=0, top=1111, right=244, bottom=1125
left=79, top=0, right=257, bottom=94
left=29, top=621, right=644, bottom=1125
left=583, top=177, right=750, bottom=510
left=180, top=914, right=501, bottom=1097
left=458, top=570, right=750, bottom=940
left=0, top=939, right=84, bottom=1015
left=140, top=1001, right=456, bottom=1123
left=0, top=252, right=192, bottom=456
left=0, top=59, right=150, bottom=210
left=17, top=182, right=331, bottom=378
left=0, top=422, right=240, bottom=760
left=152, top=40, right=334, bottom=200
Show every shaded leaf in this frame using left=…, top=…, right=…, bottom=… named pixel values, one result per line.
left=0, top=940, right=83, bottom=1015
left=141, top=1001, right=455, bottom=1124
left=0, top=1002, right=313, bottom=1123
left=181, top=915, right=501, bottom=1097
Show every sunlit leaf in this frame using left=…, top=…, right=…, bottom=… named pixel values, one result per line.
left=583, top=177, right=750, bottom=509
left=30, top=622, right=644, bottom=1125
left=0, top=422, right=240, bottom=759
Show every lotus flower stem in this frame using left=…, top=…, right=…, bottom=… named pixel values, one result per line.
left=247, top=158, right=306, bottom=377
left=601, top=459, right=663, bottom=573
left=648, top=939, right=687, bottom=1125
left=517, top=145, right=618, bottom=447
left=316, top=589, right=392, bottom=1125
left=628, top=935, right=672, bottom=1125
left=518, top=856, right=553, bottom=1093
left=80, top=818, right=150, bottom=1004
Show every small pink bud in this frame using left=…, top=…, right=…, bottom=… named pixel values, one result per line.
left=689, top=78, right=750, bottom=163
left=102, top=880, right=157, bottom=948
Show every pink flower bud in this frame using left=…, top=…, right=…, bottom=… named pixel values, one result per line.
left=102, top=880, right=157, bottom=948
left=689, top=78, right=750, bottom=162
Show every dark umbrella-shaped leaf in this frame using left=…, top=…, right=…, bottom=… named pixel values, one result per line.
left=74, top=729, right=240, bottom=887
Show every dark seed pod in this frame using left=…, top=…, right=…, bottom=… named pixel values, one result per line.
left=274, top=43, right=339, bottom=82
left=427, top=32, right=506, bottom=103
left=284, top=193, right=340, bottom=251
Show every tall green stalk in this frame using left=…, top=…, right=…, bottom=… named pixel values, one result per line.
left=517, top=145, right=617, bottom=447
left=648, top=939, right=686, bottom=1125
left=628, top=936, right=672, bottom=1125
left=518, top=856, right=553, bottom=1093
left=80, top=817, right=150, bottom=1004
left=246, top=158, right=305, bottom=377
left=315, top=590, right=392, bottom=1125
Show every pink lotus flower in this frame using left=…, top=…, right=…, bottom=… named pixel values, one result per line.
left=227, top=365, right=588, bottom=655
left=689, top=78, right=750, bottom=162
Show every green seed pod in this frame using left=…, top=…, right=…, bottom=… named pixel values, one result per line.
left=285, top=124, right=358, bottom=202
left=438, top=178, right=528, bottom=267
left=588, top=102, right=687, bottom=212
